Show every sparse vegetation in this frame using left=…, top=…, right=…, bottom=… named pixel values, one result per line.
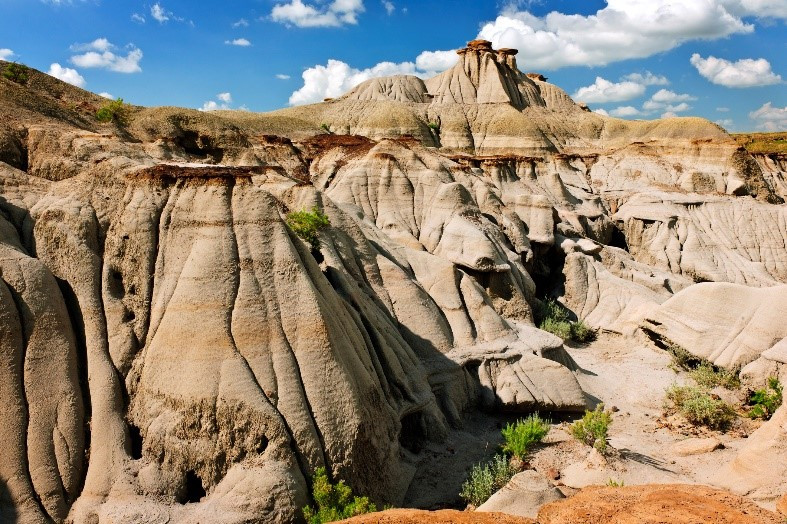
left=537, top=299, right=597, bottom=343
left=96, top=98, right=129, bottom=126
left=666, top=343, right=702, bottom=371
left=570, top=404, right=612, bottom=453
left=286, top=207, right=331, bottom=249
left=666, top=384, right=736, bottom=430
left=459, top=454, right=517, bottom=507
left=606, top=478, right=625, bottom=487
left=427, top=121, right=440, bottom=131
left=302, top=467, right=378, bottom=524
left=501, top=413, right=550, bottom=460
left=733, top=132, right=787, bottom=155
left=2, top=62, right=29, bottom=84
left=689, top=363, right=740, bottom=390
left=320, top=123, right=331, bottom=133
left=748, top=377, right=783, bottom=420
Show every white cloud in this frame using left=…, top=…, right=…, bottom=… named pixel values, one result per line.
left=151, top=3, right=170, bottom=23
left=382, top=0, right=395, bottom=15
left=476, top=0, right=755, bottom=70
left=99, top=92, right=114, bottom=99
left=70, top=41, right=143, bottom=73
left=610, top=106, right=642, bottom=117
left=572, top=76, right=646, bottom=103
left=721, top=0, right=787, bottom=20
left=200, top=92, right=233, bottom=111
left=641, top=89, right=695, bottom=114
left=48, top=63, right=86, bottom=87
left=71, top=38, right=114, bottom=52
left=271, top=0, right=365, bottom=28
left=717, top=106, right=730, bottom=112
left=276, top=74, right=291, bottom=80
left=749, top=102, right=787, bottom=131
left=690, top=53, right=782, bottom=87
left=0, top=48, right=14, bottom=60
left=621, top=71, right=669, bottom=86
left=225, top=38, right=252, bottom=46
left=289, top=48, right=458, bottom=105
left=594, top=108, right=609, bottom=116
left=415, top=50, right=458, bottom=72
left=233, top=18, right=249, bottom=27
left=715, top=118, right=734, bottom=128
left=661, top=111, right=679, bottom=118
left=131, top=13, right=146, bottom=23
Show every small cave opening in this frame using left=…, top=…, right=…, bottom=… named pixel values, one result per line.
left=175, top=131, right=224, bottom=163
left=257, top=436, right=269, bottom=454
left=399, top=412, right=427, bottom=454
left=128, top=423, right=143, bottom=460
left=107, top=270, right=125, bottom=299
left=608, top=225, right=629, bottom=252
left=182, top=470, right=206, bottom=504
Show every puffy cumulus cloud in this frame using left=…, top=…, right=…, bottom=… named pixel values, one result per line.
left=610, top=106, right=642, bottom=117
left=415, top=50, right=458, bottom=72
left=476, top=0, right=755, bottom=70
left=621, top=71, right=669, bottom=86
left=200, top=92, right=233, bottom=111
left=594, top=108, right=609, bottom=116
left=721, top=0, right=787, bottom=19
left=289, top=49, right=457, bottom=105
left=71, top=42, right=143, bottom=73
left=0, top=48, right=14, bottom=60
left=690, top=54, right=782, bottom=87
left=382, top=0, right=395, bottom=15
left=225, top=38, right=252, bottom=46
left=99, top=92, right=114, bottom=99
left=47, top=63, right=85, bottom=87
left=641, top=89, right=696, bottom=114
left=271, top=0, right=365, bottom=28
left=572, top=77, right=646, bottom=103
left=715, top=118, right=735, bottom=128
left=749, top=102, right=787, bottom=131
left=233, top=18, right=249, bottom=27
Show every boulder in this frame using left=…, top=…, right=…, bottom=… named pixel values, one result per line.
left=477, top=470, right=564, bottom=519
left=672, top=437, right=723, bottom=456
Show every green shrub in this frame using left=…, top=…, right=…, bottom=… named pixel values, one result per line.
left=302, top=467, right=377, bottom=524
left=570, top=320, right=597, bottom=343
left=570, top=404, right=612, bottom=453
left=606, top=478, right=625, bottom=487
left=666, top=343, right=702, bottom=371
left=320, top=123, right=331, bottom=133
left=689, top=363, right=740, bottom=390
left=666, top=385, right=736, bottom=430
left=427, top=122, right=440, bottom=131
left=748, top=377, right=783, bottom=420
left=459, top=454, right=517, bottom=507
left=538, top=299, right=596, bottom=343
left=2, top=62, right=29, bottom=84
left=501, top=413, right=550, bottom=459
left=96, top=98, right=129, bottom=126
left=286, top=207, right=331, bottom=249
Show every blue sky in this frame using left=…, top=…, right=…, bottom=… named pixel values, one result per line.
left=1, top=0, right=785, bottom=131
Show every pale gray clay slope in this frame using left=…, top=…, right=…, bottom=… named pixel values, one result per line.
left=0, top=39, right=786, bottom=523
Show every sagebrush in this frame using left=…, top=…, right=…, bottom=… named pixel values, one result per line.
left=570, top=404, right=612, bottom=453
left=459, top=454, right=516, bottom=507
left=302, top=467, right=377, bottom=524
left=286, top=207, right=331, bottom=249
left=689, top=363, right=740, bottom=390
left=2, top=62, right=29, bottom=84
left=666, top=384, right=736, bottom=430
left=538, top=299, right=596, bottom=343
left=501, top=413, right=550, bottom=459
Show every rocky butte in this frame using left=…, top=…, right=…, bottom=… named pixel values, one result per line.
left=0, top=40, right=786, bottom=523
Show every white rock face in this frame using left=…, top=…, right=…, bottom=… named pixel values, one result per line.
left=477, top=470, right=564, bottom=518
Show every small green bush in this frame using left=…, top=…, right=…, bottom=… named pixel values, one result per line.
left=570, top=404, right=612, bottom=453
left=320, top=123, right=331, bottom=133
left=501, top=413, right=550, bottom=459
left=606, top=478, right=625, bottom=487
left=666, top=385, right=736, bottom=430
left=286, top=207, right=331, bottom=249
left=666, top=343, right=702, bottom=371
left=2, top=62, right=29, bottom=84
left=302, top=467, right=377, bottom=524
left=459, top=454, right=517, bottom=507
left=748, top=377, right=783, bottom=420
left=689, top=363, right=740, bottom=390
left=427, top=122, right=440, bottom=131
left=538, top=299, right=596, bottom=343
left=96, top=98, right=129, bottom=126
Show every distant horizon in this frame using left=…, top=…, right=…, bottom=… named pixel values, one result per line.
left=1, top=0, right=785, bottom=133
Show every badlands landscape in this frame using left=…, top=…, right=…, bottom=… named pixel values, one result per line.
left=1, top=38, right=787, bottom=524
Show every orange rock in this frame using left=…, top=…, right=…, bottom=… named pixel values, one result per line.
left=339, top=509, right=534, bottom=523
left=777, top=493, right=787, bottom=516
left=537, top=484, right=782, bottom=524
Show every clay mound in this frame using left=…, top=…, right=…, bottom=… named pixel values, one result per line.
left=537, top=484, right=782, bottom=523
left=343, top=75, right=431, bottom=103
left=340, top=509, right=534, bottom=523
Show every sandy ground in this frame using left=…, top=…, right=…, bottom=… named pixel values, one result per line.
left=404, top=332, right=771, bottom=511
